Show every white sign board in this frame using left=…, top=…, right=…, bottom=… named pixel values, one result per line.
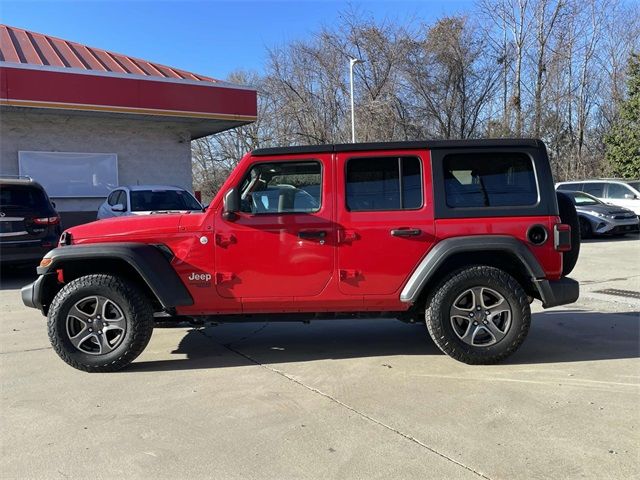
left=18, top=151, right=118, bottom=198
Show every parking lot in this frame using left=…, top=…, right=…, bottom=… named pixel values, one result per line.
left=1, top=236, right=638, bottom=480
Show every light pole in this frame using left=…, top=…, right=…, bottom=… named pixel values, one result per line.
left=349, top=58, right=363, bottom=143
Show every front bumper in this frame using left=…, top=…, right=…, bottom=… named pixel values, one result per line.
left=21, top=273, right=55, bottom=313
left=588, top=216, right=639, bottom=235
left=535, top=277, right=579, bottom=308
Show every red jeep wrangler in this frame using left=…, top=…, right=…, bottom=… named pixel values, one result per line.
left=22, top=139, right=580, bottom=372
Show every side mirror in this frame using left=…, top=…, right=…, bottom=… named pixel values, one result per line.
left=624, top=194, right=638, bottom=200
left=111, top=204, right=125, bottom=212
left=222, top=188, right=240, bottom=220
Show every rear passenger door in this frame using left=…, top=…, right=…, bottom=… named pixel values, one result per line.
left=335, top=151, right=435, bottom=296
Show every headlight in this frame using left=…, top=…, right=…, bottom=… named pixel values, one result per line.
left=586, top=210, right=605, bottom=218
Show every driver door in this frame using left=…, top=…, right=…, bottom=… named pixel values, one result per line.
left=214, top=154, right=334, bottom=306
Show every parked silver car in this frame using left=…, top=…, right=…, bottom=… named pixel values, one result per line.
left=556, top=179, right=640, bottom=215
left=97, top=185, right=202, bottom=220
left=561, top=190, right=639, bottom=237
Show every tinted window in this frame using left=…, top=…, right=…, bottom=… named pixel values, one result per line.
left=557, top=182, right=583, bottom=192
left=346, top=157, right=422, bottom=211
left=444, top=153, right=537, bottom=208
left=0, top=185, right=49, bottom=210
left=130, top=190, right=202, bottom=212
left=240, top=161, right=321, bottom=214
left=607, top=183, right=633, bottom=199
left=582, top=182, right=605, bottom=197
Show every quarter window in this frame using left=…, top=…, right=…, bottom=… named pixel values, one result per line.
left=240, top=161, right=322, bottom=214
left=444, top=153, right=537, bottom=208
left=346, top=157, right=422, bottom=211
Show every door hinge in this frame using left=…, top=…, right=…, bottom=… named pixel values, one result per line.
left=339, top=269, right=360, bottom=281
left=337, top=229, right=358, bottom=244
left=215, top=233, right=236, bottom=247
left=214, top=272, right=234, bottom=284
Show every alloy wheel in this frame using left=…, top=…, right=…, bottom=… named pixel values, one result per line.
left=65, top=296, right=127, bottom=355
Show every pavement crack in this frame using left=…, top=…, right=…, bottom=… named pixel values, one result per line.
left=197, top=328, right=491, bottom=480
left=0, top=346, right=52, bottom=355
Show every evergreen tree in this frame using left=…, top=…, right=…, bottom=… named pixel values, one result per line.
left=605, top=53, right=640, bottom=178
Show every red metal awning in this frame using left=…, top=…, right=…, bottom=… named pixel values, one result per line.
left=0, top=24, right=257, bottom=138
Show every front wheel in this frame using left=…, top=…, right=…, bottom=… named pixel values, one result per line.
left=48, top=274, right=154, bottom=372
left=424, top=266, right=531, bottom=365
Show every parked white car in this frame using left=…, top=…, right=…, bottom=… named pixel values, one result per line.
left=555, top=179, right=640, bottom=215
left=97, top=185, right=202, bottom=220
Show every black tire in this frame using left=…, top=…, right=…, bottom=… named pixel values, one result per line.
left=424, top=266, right=531, bottom=365
left=556, top=191, right=580, bottom=276
left=48, top=274, right=154, bottom=372
left=578, top=216, right=593, bottom=239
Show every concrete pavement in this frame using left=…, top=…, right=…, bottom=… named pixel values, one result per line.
left=1, top=236, right=638, bottom=479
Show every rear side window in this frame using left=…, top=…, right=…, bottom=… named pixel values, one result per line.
left=346, top=156, right=422, bottom=211
left=0, top=185, right=49, bottom=210
left=582, top=183, right=605, bottom=197
left=606, top=183, right=633, bottom=199
left=557, top=182, right=583, bottom=192
left=444, top=153, right=537, bottom=208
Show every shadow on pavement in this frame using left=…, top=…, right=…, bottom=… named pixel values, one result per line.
left=581, top=232, right=640, bottom=243
left=0, top=265, right=38, bottom=291
left=127, top=309, right=640, bottom=372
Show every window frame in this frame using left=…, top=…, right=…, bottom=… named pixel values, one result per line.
left=344, top=155, right=424, bottom=213
left=237, top=159, right=324, bottom=216
left=430, top=147, right=555, bottom=219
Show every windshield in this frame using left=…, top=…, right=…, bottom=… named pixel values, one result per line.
left=570, top=192, right=600, bottom=206
left=0, top=185, right=50, bottom=210
left=130, top=190, right=201, bottom=212
left=626, top=181, right=640, bottom=192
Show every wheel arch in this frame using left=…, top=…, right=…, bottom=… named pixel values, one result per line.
left=35, top=243, right=193, bottom=314
left=401, top=236, right=545, bottom=307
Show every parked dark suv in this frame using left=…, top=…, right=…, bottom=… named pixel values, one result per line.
left=0, top=177, right=61, bottom=265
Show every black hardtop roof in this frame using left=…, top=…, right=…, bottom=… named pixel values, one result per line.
left=0, top=176, right=44, bottom=188
left=252, top=138, right=544, bottom=157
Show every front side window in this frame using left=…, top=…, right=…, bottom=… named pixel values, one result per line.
left=582, top=183, right=605, bottom=197
left=444, top=153, right=537, bottom=208
left=607, top=183, right=634, bottom=199
left=107, top=191, right=119, bottom=206
left=346, top=156, right=422, bottom=211
left=240, top=161, right=322, bottom=214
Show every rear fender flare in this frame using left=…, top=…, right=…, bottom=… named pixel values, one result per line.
left=400, top=235, right=545, bottom=303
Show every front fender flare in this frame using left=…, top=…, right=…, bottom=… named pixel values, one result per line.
left=37, top=242, right=193, bottom=309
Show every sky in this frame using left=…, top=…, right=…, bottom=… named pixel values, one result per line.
left=0, top=0, right=474, bottom=80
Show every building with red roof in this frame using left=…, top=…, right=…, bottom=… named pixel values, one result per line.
left=0, top=24, right=257, bottom=225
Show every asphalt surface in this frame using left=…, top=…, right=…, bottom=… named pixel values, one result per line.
left=1, top=236, right=638, bottom=479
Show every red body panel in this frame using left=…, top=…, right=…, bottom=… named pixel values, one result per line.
left=64, top=148, right=565, bottom=316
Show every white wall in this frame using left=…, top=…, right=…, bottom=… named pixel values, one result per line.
left=0, top=108, right=193, bottom=216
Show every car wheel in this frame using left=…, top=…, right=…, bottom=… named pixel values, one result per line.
left=556, top=192, right=580, bottom=276
left=48, top=274, right=154, bottom=372
left=424, top=266, right=531, bottom=365
left=578, top=216, right=593, bottom=239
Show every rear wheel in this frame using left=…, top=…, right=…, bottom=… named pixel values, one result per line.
left=48, top=274, right=154, bottom=372
left=424, top=266, right=531, bottom=364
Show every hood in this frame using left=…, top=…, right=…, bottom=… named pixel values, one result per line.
left=66, top=212, right=189, bottom=242
left=576, top=204, right=636, bottom=217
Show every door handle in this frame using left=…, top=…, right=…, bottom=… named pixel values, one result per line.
left=390, top=228, right=421, bottom=237
left=298, top=230, right=327, bottom=240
